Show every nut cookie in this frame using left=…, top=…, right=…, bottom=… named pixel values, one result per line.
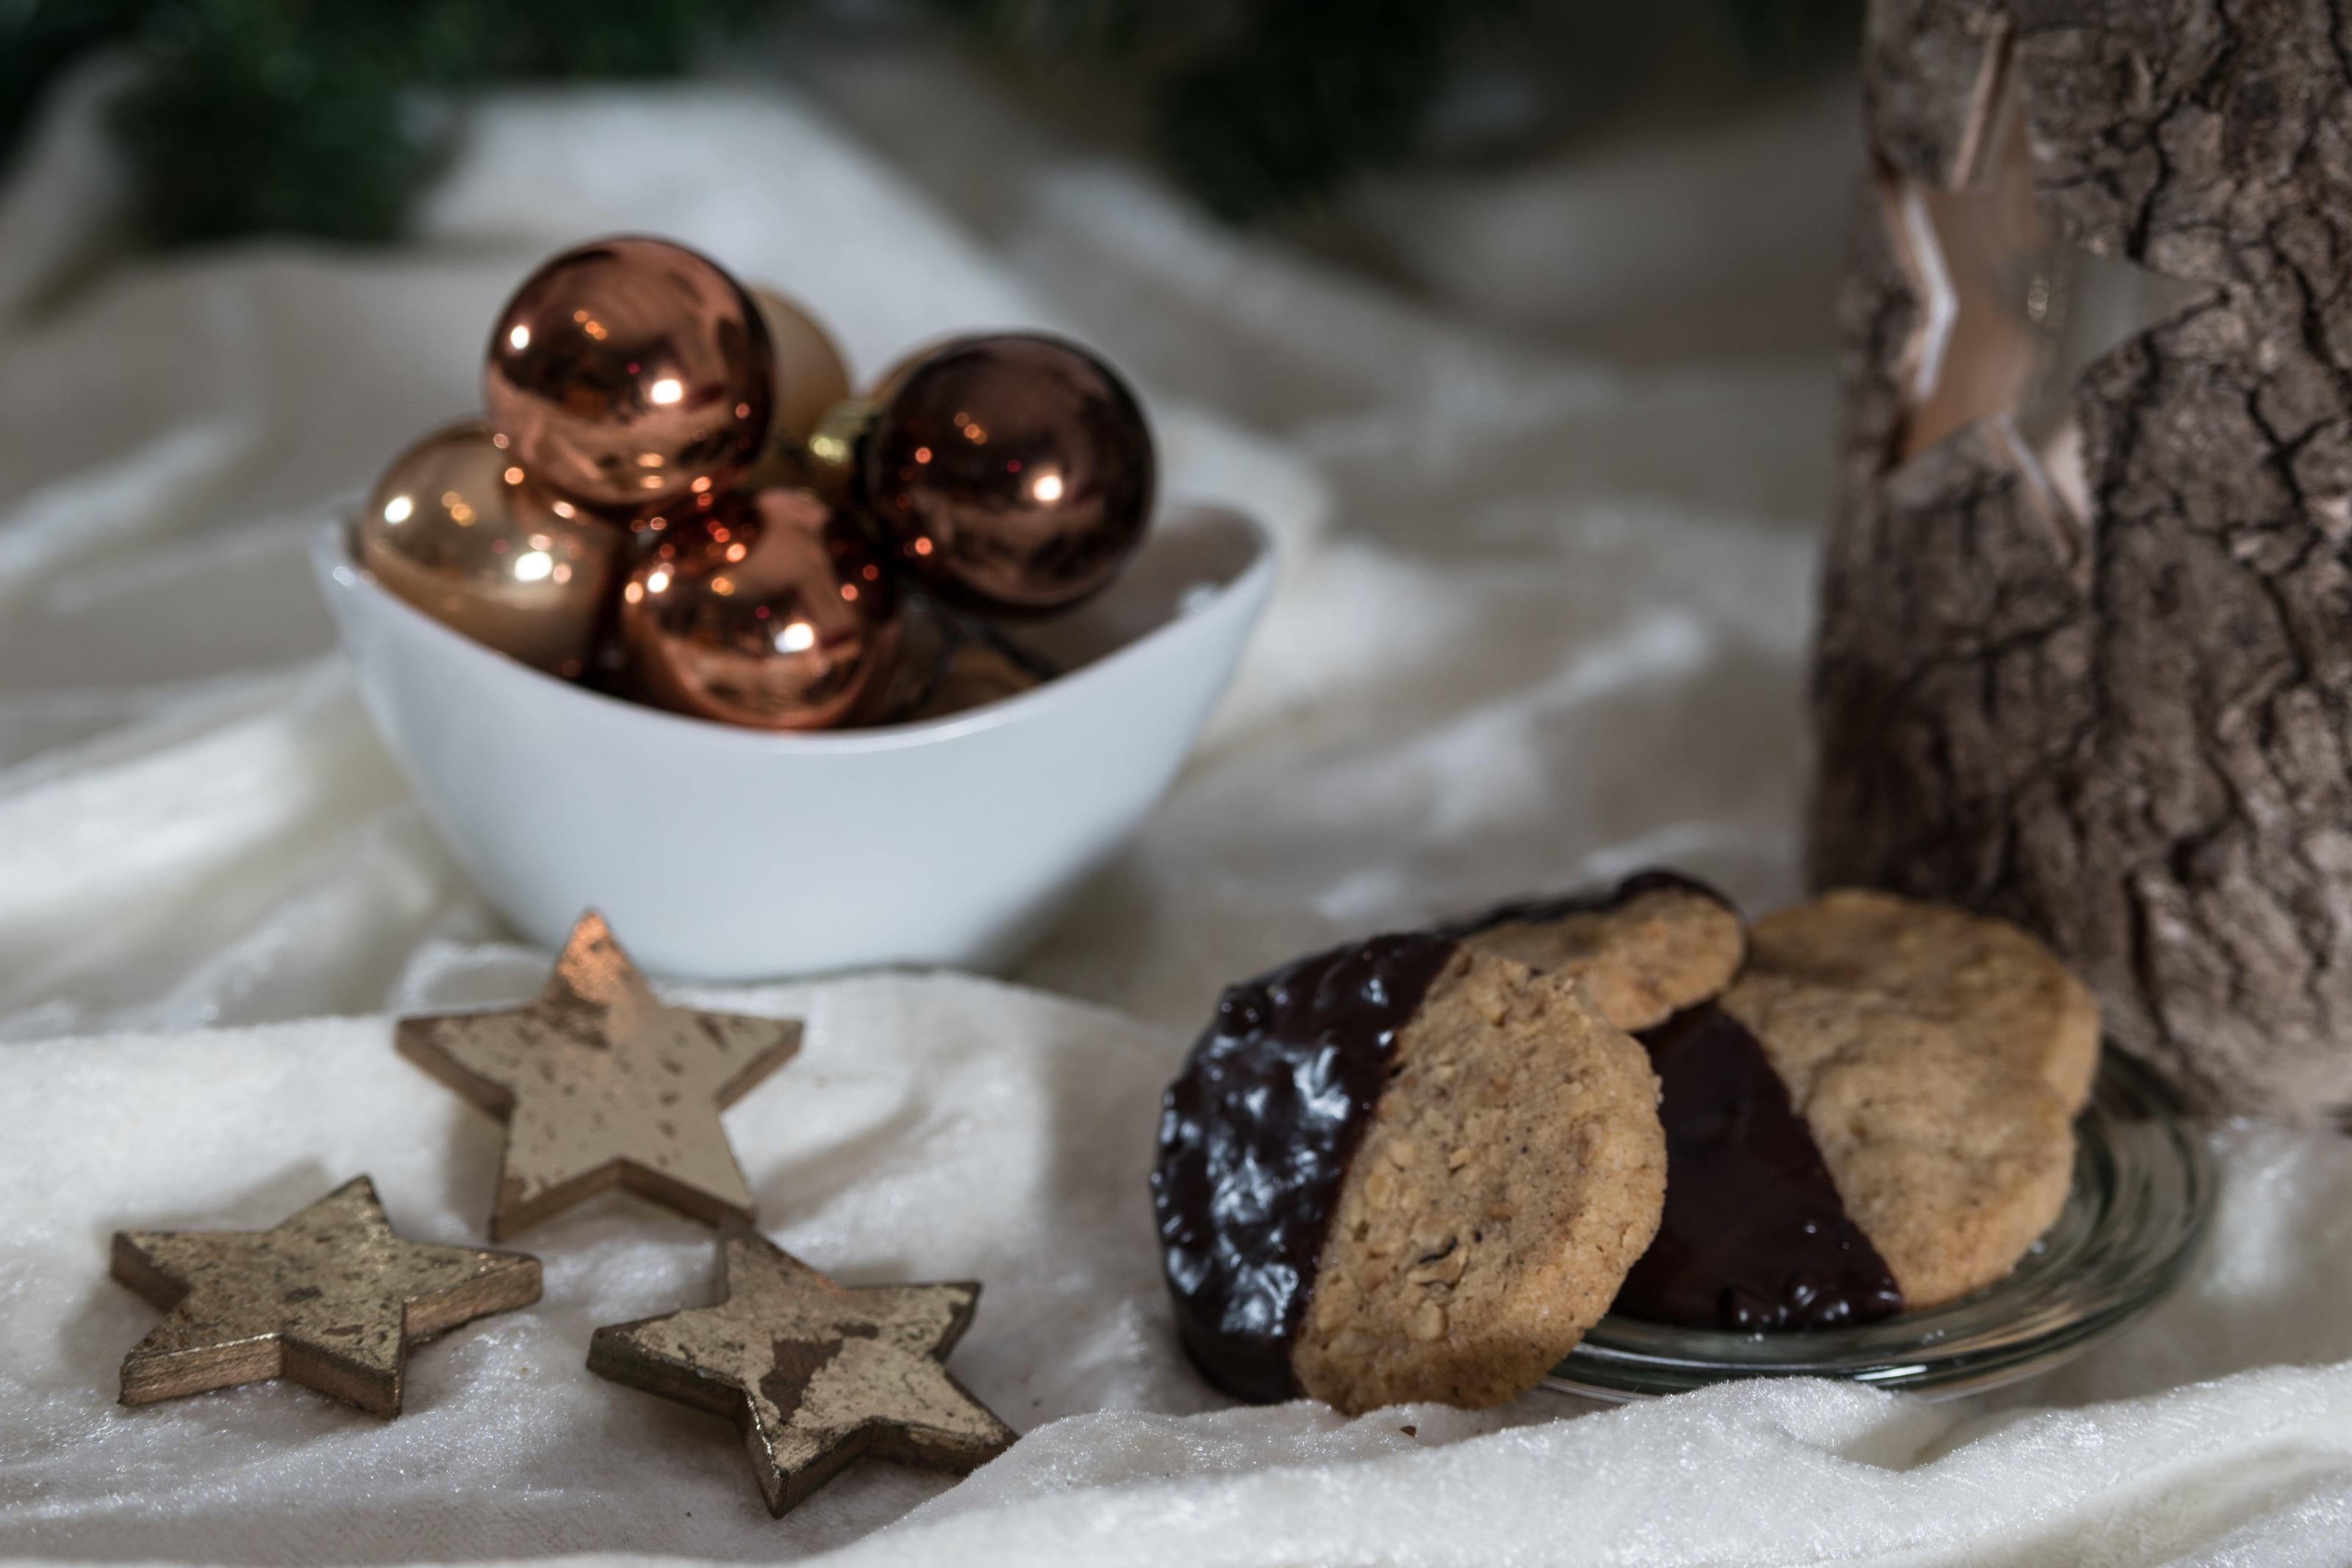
left=1446, top=871, right=1746, bottom=1032
left=1718, top=973, right=2074, bottom=1310
left=1152, top=934, right=1665, bottom=1414
left=1294, top=949, right=1666, bottom=1412
left=1745, top=889, right=2101, bottom=1112
left=1613, top=1001, right=1902, bottom=1331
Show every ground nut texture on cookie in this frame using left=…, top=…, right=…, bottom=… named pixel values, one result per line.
left=1152, top=935, right=1665, bottom=1413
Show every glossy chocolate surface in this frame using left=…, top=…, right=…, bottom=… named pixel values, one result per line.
left=1151, top=934, right=1458, bottom=1402
left=1615, top=1004, right=1902, bottom=1331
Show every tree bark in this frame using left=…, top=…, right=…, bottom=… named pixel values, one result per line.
left=1811, top=0, right=2352, bottom=1118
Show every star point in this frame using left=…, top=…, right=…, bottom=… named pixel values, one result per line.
left=110, top=1174, right=540, bottom=1417
left=588, top=1223, right=1016, bottom=1517
left=398, top=911, right=802, bottom=1240
left=1884, top=38, right=2207, bottom=534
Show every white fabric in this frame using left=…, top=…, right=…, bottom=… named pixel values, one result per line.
left=3, top=44, right=2351, bottom=1568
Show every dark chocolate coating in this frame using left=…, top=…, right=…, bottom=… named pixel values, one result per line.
left=1613, top=1003, right=1903, bottom=1331
left=1436, top=868, right=1734, bottom=940
left=1150, top=933, right=1458, bottom=1402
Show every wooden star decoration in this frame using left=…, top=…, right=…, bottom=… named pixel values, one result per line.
left=110, top=1175, right=540, bottom=1417
left=1885, top=39, right=2206, bottom=527
left=398, top=911, right=801, bottom=1240
left=587, top=1223, right=1017, bottom=1517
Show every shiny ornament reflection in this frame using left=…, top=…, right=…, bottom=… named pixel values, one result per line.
left=485, top=237, right=772, bottom=511
left=359, top=422, right=625, bottom=677
left=862, top=333, right=1154, bottom=614
left=621, top=488, right=900, bottom=730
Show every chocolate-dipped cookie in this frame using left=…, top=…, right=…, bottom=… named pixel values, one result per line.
left=1717, top=973, right=2076, bottom=1310
left=1152, top=935, right=1665, bottom=1414
left=1614, top=1002, right=1903, bottom=1330
left=1443, top=871, right=1746, bottom=1032
left=1610, top=889, right=2084, bottom=1328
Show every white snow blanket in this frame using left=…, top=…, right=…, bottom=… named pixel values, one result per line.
left=6, top=48, right=2352, bottom=1568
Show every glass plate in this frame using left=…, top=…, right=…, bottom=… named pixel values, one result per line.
left=1544, top=1048, right=2215, bottom=1402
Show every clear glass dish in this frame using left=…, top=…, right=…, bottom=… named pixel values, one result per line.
left=1544, top=1048, right=2214, bottom=1401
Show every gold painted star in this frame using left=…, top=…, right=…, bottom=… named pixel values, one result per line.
left=111, top=1175, right=540, bottom=1417
left=398, top=911, right=802, bottom=1240
left=588, top=1223, right=1017, bottom=1517
left=1885, top=38, right=2205, bottom=526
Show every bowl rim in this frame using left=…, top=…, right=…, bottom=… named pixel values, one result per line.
left=313, top=499, right=1276, bottom=758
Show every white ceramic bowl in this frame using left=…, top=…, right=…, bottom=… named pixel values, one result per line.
left=313, top=503, right=1273, bottom=979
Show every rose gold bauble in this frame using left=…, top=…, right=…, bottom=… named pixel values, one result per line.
left=484, top=236, right=772, bottom=511
left=359, top=422, right=626, bottom=677
left=861, top=333, right=1155, bottom=614
left=620, top=488, right=901, bottom=731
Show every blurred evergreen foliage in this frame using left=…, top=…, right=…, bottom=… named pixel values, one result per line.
left=1, top=0, right=1859, bottom=245
left=1, top=0, right=771, bottom=244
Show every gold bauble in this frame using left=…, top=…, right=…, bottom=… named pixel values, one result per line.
left=359, top=421, right=626, bottom=678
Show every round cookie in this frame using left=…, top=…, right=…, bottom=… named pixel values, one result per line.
left=1444, top=871, right=1746, bottom=1032
left=1295, top=948, right=1667, bottom=1411
left=1152, top=935, right=1665, bottom=1414
left=1718, top=972, right=2075, bottom=1310
left=1611, top=1001, right=1904, bottom=1331
left=1744, top=888, right=2101, bottom=1112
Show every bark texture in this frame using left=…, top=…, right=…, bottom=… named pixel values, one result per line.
left=1813, top=0, right=2352, bottom=1117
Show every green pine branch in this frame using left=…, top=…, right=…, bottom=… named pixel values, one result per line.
left=1, top=0, right=1857, bottom=248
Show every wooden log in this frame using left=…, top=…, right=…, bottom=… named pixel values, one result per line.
left=1810, top=0, right=2352, bottom=1118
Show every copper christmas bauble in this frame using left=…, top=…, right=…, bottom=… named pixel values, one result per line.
left=620, top=488, right=900, bottom=731
left=484, top=236, right=772, bottom=511
left=861, top=333, right=1155, bottom=614
left=359, top=422, right=626, bottom=677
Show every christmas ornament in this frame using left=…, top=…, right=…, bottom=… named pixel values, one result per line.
left=861, top=333, right=1155, bottom=614
left=587, top=1221, right=1015, bottom=1517
left=358, top=421, right=627, bottom=678
left=485, top=236, right=772, bottom=512
left=844, top=595, right=1057, bottom=726
left=910, top=625, right=1052, bottom=722
left=1813, top=1, right=2352, bottom=1116
left=397, top=911, right=800, bottom=1240
left=620, top=486, right=903, bottom=732
left=845, top=587, right=957, bottom=722
left=357, top=241, right=1158, bottom=736
left=111, top=1175, right=539, bottom=1417
left=736, top=288, right=856, bottom=496
left=750, top=287, right=853, bottom=450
